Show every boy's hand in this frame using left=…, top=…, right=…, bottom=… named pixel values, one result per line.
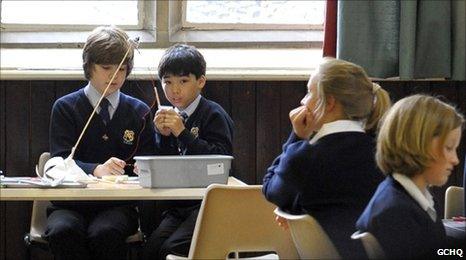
left=154, top=110, right=172, bottom=136
left=133, top=162, right=139, bottom=175
left=289, top=105, right=318, bottom=139
left=159, top=110, right=186, bottom=137
left=93, top=157, right=126, bottom=177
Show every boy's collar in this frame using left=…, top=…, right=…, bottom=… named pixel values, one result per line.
left=175, top=95, right=202, bottom=118
left=84, top=83, right=120, bottom=109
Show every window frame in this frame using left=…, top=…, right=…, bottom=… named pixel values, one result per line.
left=0, top=0, right=324, bottom=48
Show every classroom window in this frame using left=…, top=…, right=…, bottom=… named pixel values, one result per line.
left=0, top=1, right=142, bottom=30
left=0, top=0, right=323, bottom=47
left=183, top=0, right=325, bottom=30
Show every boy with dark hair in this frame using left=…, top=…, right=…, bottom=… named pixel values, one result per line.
left=44, top=26, right=156, bottom=260
left=143, top=44, right=234, bottom=259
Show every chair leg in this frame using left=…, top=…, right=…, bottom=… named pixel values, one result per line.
left=23, top=232, right=55, bottom=260
left=23, top=233, right=32, bottom=260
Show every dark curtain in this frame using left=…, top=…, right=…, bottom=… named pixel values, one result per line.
left=336, top=0, right=465, bottom=80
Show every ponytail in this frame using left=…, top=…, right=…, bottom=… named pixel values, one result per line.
left=365, top=83, right=391, bottom=132
left=315, top=58, right=392, bottom=132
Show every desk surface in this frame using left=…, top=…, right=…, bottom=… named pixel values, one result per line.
left=0, top=177, right=246, bottom=201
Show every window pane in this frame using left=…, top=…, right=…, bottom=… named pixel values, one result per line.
left=1, top=1, right=138, bottom=25
left=186, top=0, right=325, bottom=25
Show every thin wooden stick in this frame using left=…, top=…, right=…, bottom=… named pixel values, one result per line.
left=154, top=86, right=161, bottom=110
left=68, top=38, right=139, bottom=160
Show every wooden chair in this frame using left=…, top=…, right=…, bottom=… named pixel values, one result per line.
left=24, top=152, right=52, bottom=258
left=274, top=208, right=341, bottom=259
left=24, top=152, right=143, bottom=259
left=167, top=184, right=298, bottom=259
left=351, top=231, right=385, bottom=259
left=444, top=186, right=464, bottom=219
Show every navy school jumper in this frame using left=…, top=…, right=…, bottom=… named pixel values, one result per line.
left=155, top=96, right=234, bottom=156
left=49, top=88, right=156, bottom=208
left=356, top=176, right=447, bottom=259
left=263, top=131, right=384, bottom=258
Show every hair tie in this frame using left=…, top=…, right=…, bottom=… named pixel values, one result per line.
left=372, top=83, right=381, bottom=94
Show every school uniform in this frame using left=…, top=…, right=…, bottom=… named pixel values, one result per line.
left=143, top=95, right=234, bottom=260
left=262, top=120, right=383, bottom=258
left=154, top=95, right=234, bottom=156
left=44, top=84, right=156, bottom=260
left=356, top=174, right=447, bottom=259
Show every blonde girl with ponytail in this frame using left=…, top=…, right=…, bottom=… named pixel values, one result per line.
left=263, top=57, right=391, bottom=258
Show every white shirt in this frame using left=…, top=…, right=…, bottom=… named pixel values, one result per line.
left=84, top=83, right=120, bottom=119
left=309, top=120, right=365, bottom=144
left=393, top=173, right=437, bottom=222
left=175, top=94, right=202, bottom=118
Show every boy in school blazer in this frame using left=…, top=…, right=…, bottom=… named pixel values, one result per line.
left=44, top=26, right=156, bottom=260
left=143, top=44, right=234, bottom=260
left=356, top=95, right=464, bottom=258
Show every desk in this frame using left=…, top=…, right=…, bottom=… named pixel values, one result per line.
left=0, top=177, right=246, bottom=201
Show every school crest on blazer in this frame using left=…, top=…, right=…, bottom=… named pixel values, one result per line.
left=123, top=130, right=135, bottom=145
left=190, top=127, right=199, bottom=138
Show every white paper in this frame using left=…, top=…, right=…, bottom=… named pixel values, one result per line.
left=207, top=163, right=224, bottom=176
left=44, top=156, right=91, bottom=183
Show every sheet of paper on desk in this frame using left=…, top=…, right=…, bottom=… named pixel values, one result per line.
left=124, top=176, right=139, bottom=184
left=0, top=176, right=87, bottom=188
left=88, top=175, right=139, bottom=184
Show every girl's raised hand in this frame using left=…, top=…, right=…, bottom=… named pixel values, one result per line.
left=289, top=106, right=318, bottom=139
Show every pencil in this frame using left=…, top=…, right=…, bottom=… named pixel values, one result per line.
left=154, top=86, right=161, bottom=110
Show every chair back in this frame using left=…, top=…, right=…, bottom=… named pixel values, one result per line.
left=351, top=231, right=385, bottom=259
left=37, top=152, right=51, bottom=177
left=444, top=186, right=464, bottom=219
left=188, top=184, right=298, bottom=259
left=274, top=208, right=340, bottom=259
left=29, top=152, right=52, bottom=243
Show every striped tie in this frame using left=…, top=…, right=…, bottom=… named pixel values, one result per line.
left=179, top=111, right=188, bottom=123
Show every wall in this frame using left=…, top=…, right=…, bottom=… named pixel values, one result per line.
left=0, top=80, right=465, bottom=259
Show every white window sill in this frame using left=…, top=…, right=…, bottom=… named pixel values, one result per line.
left=0, top=48, right=322, bottom=81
